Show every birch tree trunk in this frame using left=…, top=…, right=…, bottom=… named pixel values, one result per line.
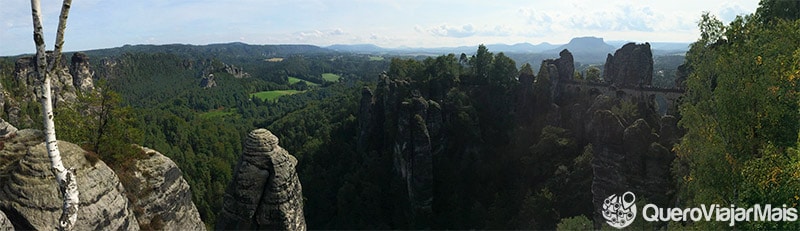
left=29, top=0, right=79, bottom=230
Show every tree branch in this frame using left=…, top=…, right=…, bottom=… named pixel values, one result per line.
left=48, top=0, right=73, bottom=73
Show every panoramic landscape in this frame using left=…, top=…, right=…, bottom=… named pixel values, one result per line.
left=2, top=0, right=800, bottom=230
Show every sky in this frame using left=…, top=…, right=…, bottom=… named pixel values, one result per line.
left=1, top=0, right=759, bottom=56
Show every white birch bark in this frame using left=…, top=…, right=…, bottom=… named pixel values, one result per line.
left=30, top=0, right=79, bottom=230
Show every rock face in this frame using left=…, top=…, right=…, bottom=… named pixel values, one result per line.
left=127, top=146, right=205, bottom=231
left=5, top=53, right=97, bottom=127
left=0, top=126, right=205, bottom=230
left=357, top=74, right=440, bottom=227
left=603, top=43, right=654, bottom=87
left=0, top=130, right=139, bottom=230
left=395, top=94, right=434, bottom=225
left=540, top=49, right=575, bottom=103
left=222, top=63, right=251, bottom=79
left=216, top=129, right=305, bottom=231
left=199, top=74, right=217, bottom=88
left=0, top=209, right=10, bottom=231
left=586, top=101, right=676, bottom=229
left=0, top=119, right=16, bottom=140
left=69, top=52, right=95, bottom=93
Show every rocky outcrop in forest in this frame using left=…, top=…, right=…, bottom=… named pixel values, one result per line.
left=603, top=43, right=654, bottom=87
left=0, top=124, right=205, bottom=230
left=199, top=73, right=217, bottom=88
left=69, top=52, right=95, bottom=93
left=126, top=146, right=206, bottom=230
left=344, top=43, right=683, bottom=229
left=216, top=129, right=306, bottom=231
left=357, top=74, right=442, bottom=227
left=3, top=52, right=96, bottom=127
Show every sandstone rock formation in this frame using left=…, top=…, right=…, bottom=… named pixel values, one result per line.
left=0, top=130, right=139, bottom=230
left=70, top=52, right=95, bottom=93
left=126, top=146, right=205, bottom=231
left=0, top=210, right=10, bottom=231
left=222, top=63, right=251, bottom=79
left=356, top=74, right=441, bottom=227
left=216, top=129, right=305, bottom=231
left=540, top=49, right=575, bottom=103
left=395, top=94, right=434, bottom=224
left=603, top=43, right=654, bottom=87
left=5, top=53, right=97, bottom=127
left=199, top=74, right=217, bottom=88
left=0, top=125, right=204, bottom=230
left=587, top=101, right=676, bottom=228
left=0, top=119, right=16, bottom=140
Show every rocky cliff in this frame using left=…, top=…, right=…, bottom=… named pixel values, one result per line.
left=531, top=43, right=680, bottom=228
left=3, top=52, right=96, bottom=127
left=199, top=73, right=217, bottom=88
left=0, top=129, right=139, bottom=230
left=126, top=146, right=206, bottom=231
left=69, top=52, right=95, bottom=93
left=0, top=125, right=205, bottom=230
left=603, top=43, right=654, bottom=87
left=216, top=129, right=306, bottom=230
left=0, top=210, right=10, bottom=231
left=357, top=74, right=441, bottom=227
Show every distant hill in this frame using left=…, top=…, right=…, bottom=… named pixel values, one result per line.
left=327, top=44, right=388, bottom=53
left=83, top=42, right=333, bottom=61
left=328, top=42, right=559, bottom=55
left=481, top=42, right=558, bottom=53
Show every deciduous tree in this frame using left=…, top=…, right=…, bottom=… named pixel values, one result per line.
left=29, top=0, right=78, bottom=230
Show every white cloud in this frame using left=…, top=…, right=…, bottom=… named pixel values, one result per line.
left=719, top=3, right=749, bottom=22
left=330, top=28, right=345, bottom=36
left=427, top=24, right=477, bottom=38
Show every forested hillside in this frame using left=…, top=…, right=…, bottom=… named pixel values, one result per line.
left=92, top=48, right=387, bottom=226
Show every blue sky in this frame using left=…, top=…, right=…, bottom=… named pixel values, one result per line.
left=1, top=0, right=758, bottom=56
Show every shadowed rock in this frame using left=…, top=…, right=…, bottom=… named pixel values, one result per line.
left=603, top=43, right=654, bottom=87
left=0, top=119, right=16, bottom=140
left=216, top=129, right=305, bottom=231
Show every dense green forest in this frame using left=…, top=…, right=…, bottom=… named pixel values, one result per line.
left=88, top=50, right=388, bottom=226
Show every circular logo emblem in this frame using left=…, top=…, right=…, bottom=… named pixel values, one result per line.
left=602, top=191, right=636, bottom=229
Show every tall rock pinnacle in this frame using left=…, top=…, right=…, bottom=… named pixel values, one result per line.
left=216, top=129, right=306, bottom=230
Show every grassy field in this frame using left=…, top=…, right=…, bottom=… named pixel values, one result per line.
left=250, top=90, right=303, bottom=101
left=321, top=73, right=341, bottom=82
left=368, top=56, right=385, bottom=61
left=288, top=76, right=320, bottom=86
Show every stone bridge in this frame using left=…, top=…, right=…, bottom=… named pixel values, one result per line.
left=558, top=79, right=684, bottom=115
left=541, top=43, right=685, bottom=116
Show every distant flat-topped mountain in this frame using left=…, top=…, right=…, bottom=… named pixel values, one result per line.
left=545, top=36, right=616, bottom=55
left=540, top=36, right=617, bottom=64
